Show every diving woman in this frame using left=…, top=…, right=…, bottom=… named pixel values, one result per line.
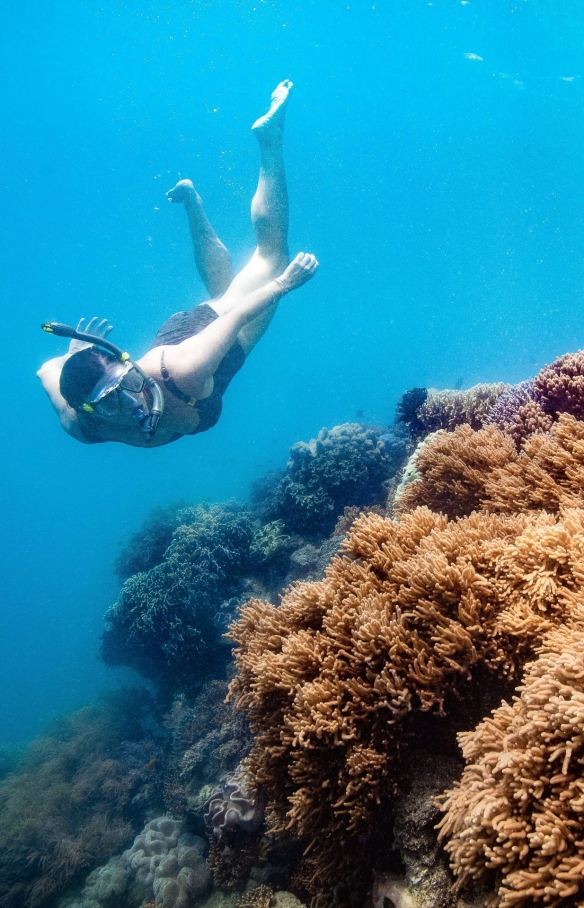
left=38, top=80, right=318, bottom=447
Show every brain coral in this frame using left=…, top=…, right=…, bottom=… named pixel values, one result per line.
left=438, top=603, right=584, bottom=908
left=102, top=502, right=255, bottom=690
left=125, top=816, right=211, bottom=907
left=264, top=423, right=397, bottom=537
left=228, top=507, right=584, bottom=906
left=204, top=764, right=265, bottom=840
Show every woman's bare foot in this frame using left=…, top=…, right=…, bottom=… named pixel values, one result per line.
left=166, top=179, right=197, bottom=205
left=252, top=80, right=293, bottom=141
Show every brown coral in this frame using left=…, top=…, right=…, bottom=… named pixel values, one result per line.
left=417, top=384, right=510, bottom=434
left=228, top=508, right=584, bottom=906
left=395, top=415, right=584, bottom=519
left=437, top=603, right=584, bottom=908
left=395, top=425, right=517, bottom=518
left=236, top=885, right=277, bottom=908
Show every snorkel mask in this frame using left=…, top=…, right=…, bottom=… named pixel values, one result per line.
left=41, top=322, right=164, bottom=441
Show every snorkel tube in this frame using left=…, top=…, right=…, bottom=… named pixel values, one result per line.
left=41, top=322, right=164, bottom=441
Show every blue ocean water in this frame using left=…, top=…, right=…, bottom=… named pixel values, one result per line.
left=1, top=0, right=584, bottom=745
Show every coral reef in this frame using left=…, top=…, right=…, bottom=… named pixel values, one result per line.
left=228, top=506, right=584, bottom=906
left=483, top=380, right=552, bottom=448
left=395, top=414, right=584, bottom=519
left=438, top=604, right=584, bottom=908
left=0, top=690, right=154, bottom=908
left=534, top=350, right=584, bottom=422
left=205, top=765, right=266, bottom=840
left=264, top=423, right=397, bottom=537
left=394, top=425, right=517, bottom=518
left=56, top=854, right=129, bottom=908
left=115, top=502, right=185, bottom=582
left=102, top=502, right=255, bottom=690
left=161, top=680, right=252, bottom=819
left=235, top=885, right=276, bottom=908
left=124, top=816, right=212, bottom=906
left=416, top=384, right=510, bottom=434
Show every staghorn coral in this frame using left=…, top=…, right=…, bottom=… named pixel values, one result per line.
left=534, top=350, right=584, bottom=421
left=228, top=508, right=584, bottom=906
left=102, top=502, right=255, bottom=691
left=394, top=425, right=517, bottom=518
left=416, top=384, right=510, bottom=435
left=437, top=603, right=584, bottom=908
left=205, top=765, right=266, bottom=840
left=264, top=423, right=395, bottom=537
left=0, top=690, right=153, bottom=908
left=396, top=414, right=584, bottom=519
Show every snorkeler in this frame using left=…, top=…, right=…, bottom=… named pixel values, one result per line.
left=38, top=80, right=318, bottom=447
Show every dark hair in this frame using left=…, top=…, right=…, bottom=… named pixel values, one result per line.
left=60, top=347, right=117, bottom=410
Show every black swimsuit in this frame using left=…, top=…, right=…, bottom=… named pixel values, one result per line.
left=77, top=303, right=245, bottom=445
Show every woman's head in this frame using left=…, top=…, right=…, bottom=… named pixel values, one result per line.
left=59, top=347, right=118, bottom=411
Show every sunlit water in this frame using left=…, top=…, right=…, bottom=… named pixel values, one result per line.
left=2, top=0, right=584, bottom=744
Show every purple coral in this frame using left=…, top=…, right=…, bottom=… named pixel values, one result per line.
left=534, top=350, right=584, bottom=420
left=483, top=379, right=538, bottom=428
left=204, top=766, right=266, bottom=840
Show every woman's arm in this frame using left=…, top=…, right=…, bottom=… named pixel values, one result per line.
left=157, top=252, right=318, bottom=397
left=37, top=356, right=91, bottom=442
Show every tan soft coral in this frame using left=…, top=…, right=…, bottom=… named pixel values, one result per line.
left=437, top=603, right=584, bottom=908
left=228, top=508, right=584, bottom=906
left=396, top=415, right=584, bottom=519
left=394, top=425, right=517, bottom=518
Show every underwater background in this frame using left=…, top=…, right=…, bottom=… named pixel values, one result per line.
left=2, top=0, right=584, bottom=748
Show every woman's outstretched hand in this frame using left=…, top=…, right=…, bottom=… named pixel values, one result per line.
left=277, top=252, right=319, bottom=293
left=68, top=317, right=113, bottom=353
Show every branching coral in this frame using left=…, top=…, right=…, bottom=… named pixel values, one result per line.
left=0, top=690, right=153, bottom=908
left=534, top=350, right=584, bottom=422
left=264, top=424, right=395, bottom=537
left=396, top=415, right=584, bottom=519
left=484, top=380, right=552, bottom=448
left=228, top=508, right=584, bottom=906
left=102, top=502, right=255, bottom=690
left=416, top=384, right=510, bottom=434
left=394, top=425, right=517, bottom=518
left=438, top=603, right=584, bottom=908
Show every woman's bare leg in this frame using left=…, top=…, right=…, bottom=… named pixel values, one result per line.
left=166, top=180, right=234, bottom=299
left=212, top=80, right=292, bottom=355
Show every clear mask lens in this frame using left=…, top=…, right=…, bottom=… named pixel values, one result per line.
left=89, top=365, right=148, bottom=419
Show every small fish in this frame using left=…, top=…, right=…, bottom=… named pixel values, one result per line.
left=145, top=757, right=157, bottom=771
left=356, top=409, right=365, bottom=418
left=464, top=53, right=483, bottom=61
left=454, top=377, right=464, bottom=390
